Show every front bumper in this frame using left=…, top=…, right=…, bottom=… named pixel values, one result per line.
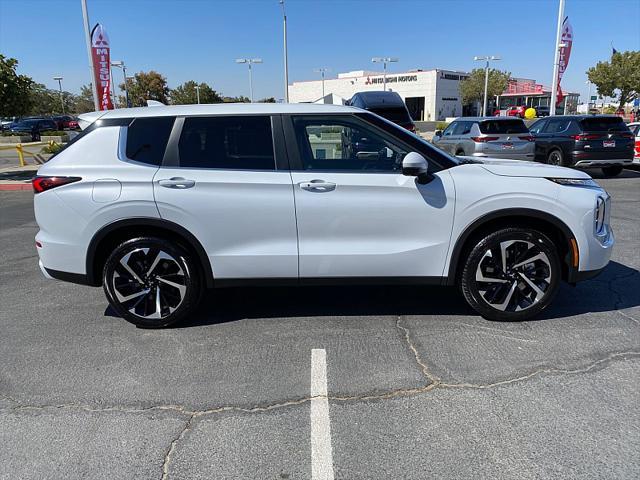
left=472, top=152, right=535, bottom=161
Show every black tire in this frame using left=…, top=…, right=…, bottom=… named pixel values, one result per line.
left=546, top=149, right=565, bottom=166
left=103, top=237, right=202, bottom=328
left=601, top=165, right=623, bottom=177
left=455, top=149, right=465, bottom=156
left=460, top=228, right=561, bottom=321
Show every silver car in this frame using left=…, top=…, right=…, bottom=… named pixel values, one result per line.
left=432, top=117, right=535, bottom=160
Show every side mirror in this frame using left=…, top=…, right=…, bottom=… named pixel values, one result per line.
left=434, top=130, right=443, bottom=137
left=402, top=152, right=430, bottom=184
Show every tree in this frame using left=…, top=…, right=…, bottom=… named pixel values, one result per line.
left=258, top=97, right=276, bottom=103
left=459, top=68, right=511, bottom=106
left=27, top=83, right=76, bottom=115
left=170, top=80, right=222, bottom=105
left=0, top=54, right=34, bottom=116
left=119, top=71, right=169, bottom=107
left=74, top=84, right=96, bottom=113
left=222, top=95, right=250, bottom=103
left=587, top=50, right=640, bottom=110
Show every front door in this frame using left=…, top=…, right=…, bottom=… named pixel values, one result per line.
left=286, top=115, right=455, bottom=280
left=153, top=115, right=298, bottom=279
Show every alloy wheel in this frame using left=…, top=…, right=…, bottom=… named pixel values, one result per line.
left=475, top=240, right=552, bottom=312
left=548, top=151, right=562, bottom=165
left=111, top=247, right=187, bottom=319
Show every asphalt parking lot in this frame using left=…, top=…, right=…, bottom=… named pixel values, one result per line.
left=1, top=170, right=639, bottom=480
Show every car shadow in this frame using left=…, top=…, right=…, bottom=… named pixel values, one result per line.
left=147, top=260, right=637, bottom=329
left=590, top=168, right=640, bottom=179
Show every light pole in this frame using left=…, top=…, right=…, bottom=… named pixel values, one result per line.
left=236, top=58, right=262, bottom=102
left=80, top=0, right=99, bottom=110
left=111, top=61, right=129, bottom=107
left=314, top=68, right=330, bottom=98
left=195, top=84, right=201, bottom=104
left=279, top=0, right=289, bottom=102
left=371, top=57, right=398, bottom=91
left=474, top=55, right=501, bottom=116
left=53, top=76, right=64, bottom=113
left=549, top=0, right=566, bottom=116
left=586, top=80, right=592, bottom=111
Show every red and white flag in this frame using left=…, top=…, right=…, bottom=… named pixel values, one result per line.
left=556, top=16, right=573, bottom=106
left=91, top=24, right=114, bottom=110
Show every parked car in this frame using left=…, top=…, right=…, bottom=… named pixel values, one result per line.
left=1, top=116, right=19, bottom=130
left=627, top=122, right=640, bottom=165
left=9, top=118, right=58, bottom=134
left=506, top=106, right=527, bottom=118
left=432, top=117, right=535, bottom=160
left=534, top=105, right=550, bottom=117
left=51, top=115, right=80, bottom=130
left=347, top=91, right=416, bottom=132
left=33, top=104, right=613, bottom=327
left=529, top=115, right=635, bottom=176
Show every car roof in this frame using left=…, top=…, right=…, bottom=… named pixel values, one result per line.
left=453, top=117, right=526, bottom=122
left=350, top=91, right=405, bottom=107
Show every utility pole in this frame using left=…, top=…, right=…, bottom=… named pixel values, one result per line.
left=236, top=58, right=263, bottom=103
left=195, top=84, right=201, bottom=104
left=314, top=68, right=330, bottom=98
left=80, top=0, right=99, bottom=110
left=549, top=0, right=565, bottom=116
left=372, top=57, right=398, bottom=91
left=53, top=76, right=64, bottom=113
left=474, top=56, right=501, bottom=116
left=111, top=61, right=129, bottom=107
left=279, top=1, right=289, bottom=102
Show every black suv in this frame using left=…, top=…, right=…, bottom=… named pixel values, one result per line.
left=529, top=115, right=634, bottom=176
left=347, top=91, right=416, bottom=132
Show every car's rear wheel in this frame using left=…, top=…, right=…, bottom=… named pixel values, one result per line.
left=601, top=165, right=623, bottom=177
left=455, top=149, right=465, bottom=156
left=546, top=149, right=565, bottom=166
left=460, top=228, right=561, bottom=321
left=103, top=237, right=202, bottom=328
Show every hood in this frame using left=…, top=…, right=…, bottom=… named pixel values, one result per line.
left=461, top=157, right=591, bottom=179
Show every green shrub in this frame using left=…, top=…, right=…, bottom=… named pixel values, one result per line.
left=1, top=131, right=27, bottom=137
left=40, top=130, right=67, bottom=136
left=41, top=143, right=63, bottom=154
left=436, top=122, right=449, bottom=131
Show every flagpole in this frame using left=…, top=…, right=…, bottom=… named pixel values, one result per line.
left=81, top=0, right=99, bottom=110
left=549, top=0, right=565, bottom=116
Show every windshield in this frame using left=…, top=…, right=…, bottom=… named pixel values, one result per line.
left=479, top=119, right=528, bottom=134
left=580, top=117, right=627, bottom=132
left=369, top=107, right=411, bottom=124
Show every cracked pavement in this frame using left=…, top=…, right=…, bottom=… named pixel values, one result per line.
left=1, top=170, right=639, bottom=479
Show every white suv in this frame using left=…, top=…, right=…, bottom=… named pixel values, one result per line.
left=33, top=104, right=614, bottom=327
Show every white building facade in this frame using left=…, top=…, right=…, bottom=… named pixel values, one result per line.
left=289, top=69, right=470, bottom=121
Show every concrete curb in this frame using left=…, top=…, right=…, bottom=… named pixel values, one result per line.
left=0, top=182, right=32, bottom=191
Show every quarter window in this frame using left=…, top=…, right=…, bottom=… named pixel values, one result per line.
left=293, top=117, right=407, bottom=172
left=126, top=117, right=175, bottom=165
left=178, top=116, right=275, bottom=170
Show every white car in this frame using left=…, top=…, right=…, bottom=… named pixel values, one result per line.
left=33, top=104, right=614, bottom=327
left=628, top=122, right=640, bottom=164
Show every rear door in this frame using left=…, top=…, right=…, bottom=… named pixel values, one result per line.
left=153, top=115, right=298, bottom=280
left=285, top=114, right=455, bottom=279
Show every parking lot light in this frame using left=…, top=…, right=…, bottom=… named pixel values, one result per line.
left=371, top=57, right=398, bottom=91
left=474, top=55, right=501, bottom=116
left=53, top=76, right=64, bottom=114
left=111, top=61, right=130, bottom=107
left=314, top=68, right=331, bottom=98
left=236, top=58, right=263, bottom=103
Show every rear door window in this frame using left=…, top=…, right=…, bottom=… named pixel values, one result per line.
left=178, top=115, right=275, bottom=170
left=126, top=116, right=175, bottom=165
left=479, top=120, right=528, bottom=134
left=579, top=117, right=628, bottom=132
left=542, top=119, right=572, bottom=134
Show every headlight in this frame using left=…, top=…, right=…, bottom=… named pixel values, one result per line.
left=547, top=178, right=601, bottom=188
left=595, top=196, right=606, bottom=235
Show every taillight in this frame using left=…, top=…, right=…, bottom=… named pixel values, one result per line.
left=471, top=136, right=499, bottom=142
left=619, top=132, right=634, bottom=139
left=32, top=176, right=81, bottom=194
left=635, top=140, right=640, bottom=156
left=570, top=133, right=603, bottom=141
left=518, top=135, right=535, bottom=142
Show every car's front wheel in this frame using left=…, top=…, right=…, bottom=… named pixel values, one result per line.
left=460, top=228, right=561, bottom=321
left=103, top=237, right=202, bottom=328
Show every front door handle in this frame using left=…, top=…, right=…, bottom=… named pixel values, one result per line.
left=158, top=177, right=195, bottom=189
left=299, top=179, right=336, bottom=192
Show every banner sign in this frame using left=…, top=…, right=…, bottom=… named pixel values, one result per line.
left=556, top=16, right=573, bottom=106
left=91, top=23, right=114, bottom=110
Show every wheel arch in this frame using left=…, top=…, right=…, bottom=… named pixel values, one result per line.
left=446, top=208, right=578, bottom=286
left=86, top=218, right=214, bottom=288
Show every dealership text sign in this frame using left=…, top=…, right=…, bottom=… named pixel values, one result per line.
left=90, top=23, right=114, bottom=110
left=365, top=75, right=418, bottom=85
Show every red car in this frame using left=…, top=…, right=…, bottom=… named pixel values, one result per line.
left=51, top=115, right=80, bottom=130
left=493, top=106, right=526, bottom=118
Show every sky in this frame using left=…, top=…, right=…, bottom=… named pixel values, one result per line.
left=1, top=0, right=639, bottom=102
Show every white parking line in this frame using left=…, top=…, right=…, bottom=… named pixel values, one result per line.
left=310, top=348, right=335, bottom=480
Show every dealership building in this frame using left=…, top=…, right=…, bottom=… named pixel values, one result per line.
left=289, top=69, right=471, bottom=121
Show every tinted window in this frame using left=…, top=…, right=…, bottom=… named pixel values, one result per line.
left=126, top=117, right=174, bottom=165
left=443, top=122, right=457, bottom=136
left=529, top=120, right=546, bottom=134
left=579, top=117, right=628, bottom=132
left=479, top=120, right=528, bottom=134
left=453, top=121, right=473, bottom=135
left=543, top=119, right=572, bottom=134
left=293, top=116, right=407, bottom=172
left=178, top=116, right=275, bottom=170
left=369, top=107, right=411, bottom=124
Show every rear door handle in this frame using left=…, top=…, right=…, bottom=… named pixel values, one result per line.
left=158, top=177, right=195, bottom=189
left=299, top=179, right=336, bottom=192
